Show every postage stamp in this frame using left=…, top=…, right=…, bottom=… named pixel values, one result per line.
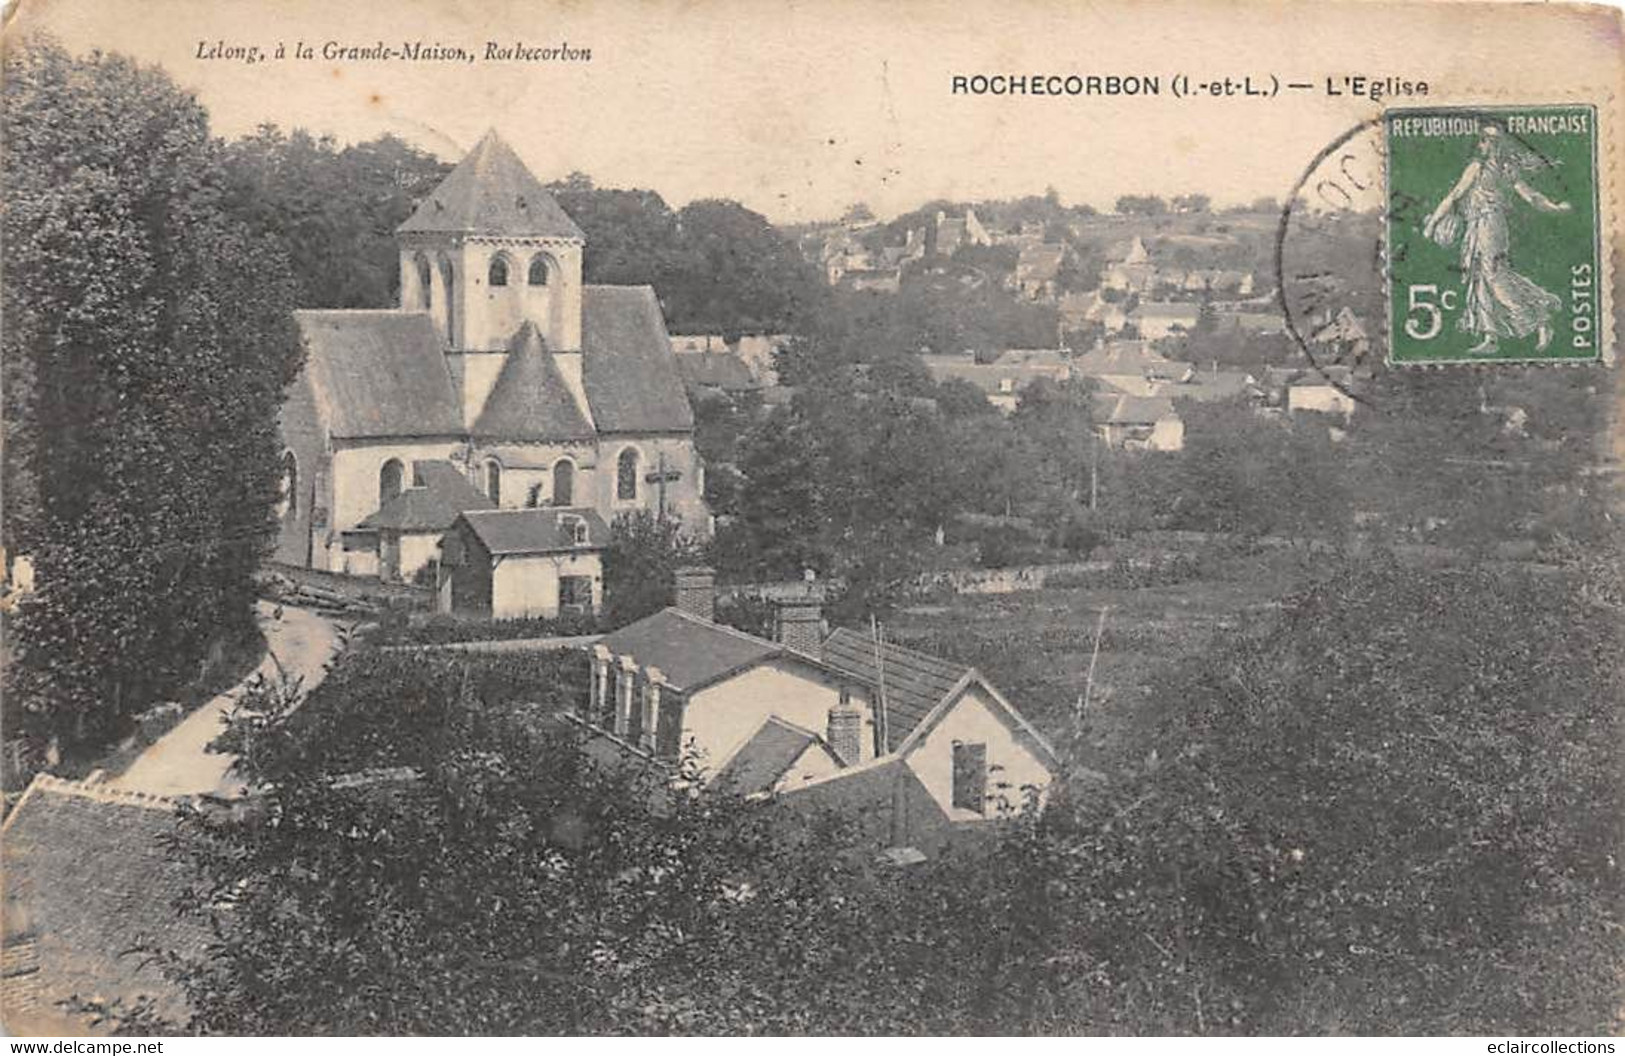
left=1385, top=104, right=1601, bottom=366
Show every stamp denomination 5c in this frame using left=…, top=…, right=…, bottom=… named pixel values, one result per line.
left=1386, top=105, right=1601, bottom=366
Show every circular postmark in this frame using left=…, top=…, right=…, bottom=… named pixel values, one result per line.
left=1274, top=118, right=1388, bottom=404
left=1276, top=107, right=1602, bottom=401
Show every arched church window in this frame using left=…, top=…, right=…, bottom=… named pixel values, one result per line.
left=415, top=254, right=433, bottom=310
left=379, top=459, right=404, bottom=506
left=439, top=257, right=456, bottom=342
left=553, top=459, right=574, bottom=506
left=485, top=460, right=502, bottom=506
left=616, top=448, right=640, bottom=502
left=528, top=255, right=549, bottom=286
left=488, top=255, right=510, bottom=287
left=279, top=451, right=298, bottom=518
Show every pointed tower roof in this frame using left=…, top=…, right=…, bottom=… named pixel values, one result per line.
left=398, top=130, right=585, bottom=239
left=472, top=322, right=596, bottom=442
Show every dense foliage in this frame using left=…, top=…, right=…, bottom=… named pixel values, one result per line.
left=218, top=126, right=451, bottom=309
left=1, top=41, right=303, bottom=765
left=549, top=174, right=825, bottom=336
left=105, top=546, right=1621, bottom=1035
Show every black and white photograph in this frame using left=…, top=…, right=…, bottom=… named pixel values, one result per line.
left=0, top=0, right=1621, bottom=1040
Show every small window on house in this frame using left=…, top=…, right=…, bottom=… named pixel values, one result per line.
left=488, top=256, right=509, bottom=287
left=951, top=741, right=988, bottom=814
left=485, top=460, right=502, bottom=505
left=616, top=448, right=640, bottom=501
left=379, top=459, right=404, bottom=506
left=528, top=256, right=549, bottom=286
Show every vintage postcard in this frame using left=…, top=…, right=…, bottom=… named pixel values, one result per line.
left=1, top=0, right=1621, bottom=1040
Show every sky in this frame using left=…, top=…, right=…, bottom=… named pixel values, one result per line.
left=9, top=0, right=1623, bottom=224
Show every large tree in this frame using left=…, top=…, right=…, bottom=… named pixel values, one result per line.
left=219, top=126, right=450, bottom=309
left=1, top=41, right=303, bottom=762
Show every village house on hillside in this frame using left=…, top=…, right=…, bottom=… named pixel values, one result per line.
left=573, top=569, right=1062, bottom=853
left=274, top=131, right=709, bottom=582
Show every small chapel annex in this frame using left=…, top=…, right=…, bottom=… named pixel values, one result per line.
left=273, top=130, right=709, bottom=591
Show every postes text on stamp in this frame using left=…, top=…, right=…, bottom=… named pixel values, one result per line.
left=1386, top=105, right=1601, bottom=366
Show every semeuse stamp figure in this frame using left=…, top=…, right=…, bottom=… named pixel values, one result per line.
left=1387, top=106, right=1602, bottom=365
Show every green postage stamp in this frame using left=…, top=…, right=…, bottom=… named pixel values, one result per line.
left=1386, top=105, right=1602, bottom=365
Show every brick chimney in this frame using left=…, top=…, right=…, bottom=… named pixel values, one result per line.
left=771, top=583, right=825, bottom=657
left=673, top=566, right=715, bottom=623
left=826, top=687, right=863, bottom=767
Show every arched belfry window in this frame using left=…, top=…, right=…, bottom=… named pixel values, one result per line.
left=439, top=257, right=456, bottom=341
left=553, top=459, right=574, bottom=506
left=488, top=255, right=510, bottom=287
left=280, top=451, right=298, bottom=518
left=485, top=460, right=502, bottom=506
left=528, top=255, right=550, bottom=286
left=415, top=254, right=433, bottom=310
left=617, top=448, right=640, bottom=502
left=380, top=459, right=404, bottom=506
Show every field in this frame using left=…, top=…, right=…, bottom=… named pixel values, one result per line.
left=885, top=542, right=1314, bottom=773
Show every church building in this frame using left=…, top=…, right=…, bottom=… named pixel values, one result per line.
left=273, top=131, right=708, bottom=583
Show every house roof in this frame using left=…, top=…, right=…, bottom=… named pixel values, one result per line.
left=458, top=507, right=609, bottom=556
left=1070, top=340, right=1174, bottom=375
left=1106, top=394, right=1179, bottom=424
left=597, top=607, right=787, bottom=694
left=0, top=777, right=203, bottom=1031
left=713, top=716, right=837, bottom=795
left=674, top=351, right=759, bottom=392
left=1016, top=243, right=1066, bottom=281
left=775, top=756, right=956, bottom=852
left=472, top=322, right=597, bottom=442
left=294, top=311, right=463, bottom=439
left=398, top=130, right=584, bottom=240
left=820, top=628, right=972, bottom=752
left=359, top=460, right=493, bottom=532
left=581, top=286, right=695, bottom=434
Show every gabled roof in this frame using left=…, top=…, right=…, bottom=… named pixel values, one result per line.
left=472, top=322, right=596, bottom=442
left=674, top=352, right=759, bottom=392
left=1105, top=394, right=1179, bottom=424
left=713, top=716, right=839, bottom=795
left=458, top=507, right=609, bottom=556
left=398, top=130, right=584, bottom=239
left=581, top=286, right=695, bottom=434
left=1016, top=243, right=1066, bottom=281
left=820, top=628, right=972, bottom=752
left=359, top=460, right=492, bottom=532
left=597, top=607, right=785, bottom=694
left=295, top=311, right=463, bottom=439
left=0, top=777, right=202, bottom=1031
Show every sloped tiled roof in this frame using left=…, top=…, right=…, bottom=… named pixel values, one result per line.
left=1137, top=301, right=1202, bottom=321
left=1016, top=243, right=1066, bottom=281
left=776, top=756, right=957, bottom=853
left=820, top=629, right=971, bottom=752
left=1106, top=394, right=1179, bottom=424
left=359, top=460, right=492, bottom=532
left=714, top=716, right=834, bottom=795
left=0, top=777, right=203, bottom=1032
left=581, top=286, right=694, bottom=433
left=398, top=130, right=583, bottom=239
left=459, top=507, right=609, bottom=556
left=674, top=352, right=759, bottom=393
left=295, top=311, right=463, bottom=439
left=473, top=322, right=596, bottom=442
left=598, top=608, right=783, bottom=694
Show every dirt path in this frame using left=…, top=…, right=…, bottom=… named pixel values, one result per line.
left=109, top=602, right=342, bottom=798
